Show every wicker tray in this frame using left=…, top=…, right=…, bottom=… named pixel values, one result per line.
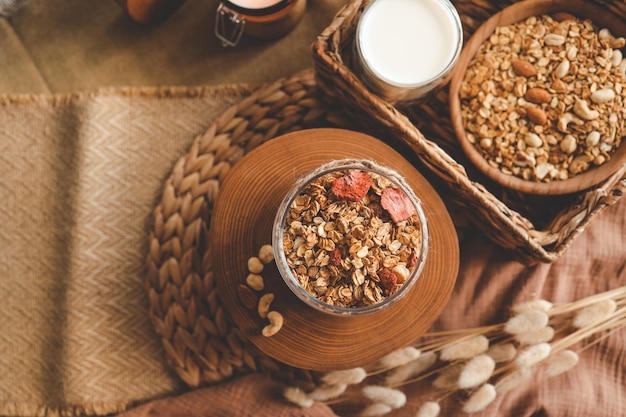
left=311, top=0, right=626, bottom=263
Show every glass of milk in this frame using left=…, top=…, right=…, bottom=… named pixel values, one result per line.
left=354, top=0, right=463, bottom=103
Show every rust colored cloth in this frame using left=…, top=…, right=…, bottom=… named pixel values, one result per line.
left=116, top=201, right=626, bottom=417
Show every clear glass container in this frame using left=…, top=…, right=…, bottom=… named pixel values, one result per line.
left=353, top=0, right=463, bottom=103
left=272, top=159, right=429, bottom=316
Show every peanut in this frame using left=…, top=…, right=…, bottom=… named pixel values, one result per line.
left=554, top=60, right=570, bottom=79
left=544, top=33, right=565, bottom=46
left=247, top=256, right=264, bottom=273
left=560, top=135, right=577, bottom=154
left=610, top=50, right=623, bottom=67
left=525, top=133, right=543, bottom=148
left=392, top=264, right=411, bottom=284
left=258, top=244, right=274, bottom=264
left=246, top=273, right=265, bottom=291
left=590, top=89, right=615, bottom=104
left=586, top=131, right=601, bottom=147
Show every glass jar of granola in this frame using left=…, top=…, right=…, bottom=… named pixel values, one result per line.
left=272, top=159, right=429, bottom=315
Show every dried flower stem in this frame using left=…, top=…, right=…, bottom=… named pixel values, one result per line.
left=289, top=287, right=626, bottom=417
left=547, top=288, right=626, bottom=316
left=551, top=304, right=626, bottom=353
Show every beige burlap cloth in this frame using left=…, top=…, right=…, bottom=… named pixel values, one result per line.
left=0, top=83, right=254, bottom=416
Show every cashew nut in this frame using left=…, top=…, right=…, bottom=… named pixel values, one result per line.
left=246, top=273, right=265, bottom=291
left=611, top=37, right=626, bottom=49
left=573, top=98, right=600, bottom=121
left=557, top=112, right=584, bottom=132
left=257, top=293, right=274, bottom=318
left=262, top=311, right=284, bottom=337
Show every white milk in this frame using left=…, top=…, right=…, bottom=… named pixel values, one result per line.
left=228, top=0, right=284, bottom=9
left=356, top=0, right=462, bottom=99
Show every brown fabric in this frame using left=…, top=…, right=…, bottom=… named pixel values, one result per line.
left=1, top=0, right=345, bottom=94
left=0, top=85, right=253, bottom=416
left=116, top=374, right=337, bottom=417
left=405, top=198, right=626, bottom=417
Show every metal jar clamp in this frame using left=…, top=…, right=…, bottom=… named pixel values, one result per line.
left=215, top=0, right=306, bottom=47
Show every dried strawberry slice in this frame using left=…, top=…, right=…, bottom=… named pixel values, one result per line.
left=330, top=171, right=371, bottom=201
left=381, top=187, right=415, bottom=223
left=379, top=269, right=398, bottom=292
left=329, top=248, right=342, bottom=266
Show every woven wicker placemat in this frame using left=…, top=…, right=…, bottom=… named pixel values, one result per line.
left=145, top=70, right=358, bottom=387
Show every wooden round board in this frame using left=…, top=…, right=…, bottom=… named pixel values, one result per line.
left=210, top=128, right=459, bottom=371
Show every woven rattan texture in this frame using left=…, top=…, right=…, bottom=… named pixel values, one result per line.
left=145, top=70, right=356, bottom=388
left=311, top=0, right=626, bottom=263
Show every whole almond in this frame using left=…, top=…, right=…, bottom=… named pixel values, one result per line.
left=512, top=59, right=537, bottom=77
left=525, top=87, right=551, bottom=104
left=551, top=12, right=576, bottom=22
left=526, top=107, right=548, bottom=125
left=237, top=284, right=258, bottom=310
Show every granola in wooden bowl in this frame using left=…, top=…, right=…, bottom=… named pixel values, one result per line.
left=449, top=0, right=626, bottom=195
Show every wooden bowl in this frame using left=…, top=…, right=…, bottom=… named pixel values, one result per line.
left=449, top=0, right=626, bottom=195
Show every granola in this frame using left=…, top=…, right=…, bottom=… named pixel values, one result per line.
left=280, top=167, right=423, bottom=309
left=460, top=14, right=626, bottom=182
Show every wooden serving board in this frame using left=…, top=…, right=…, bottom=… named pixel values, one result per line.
left=210, top=128, right=459, bottom=371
